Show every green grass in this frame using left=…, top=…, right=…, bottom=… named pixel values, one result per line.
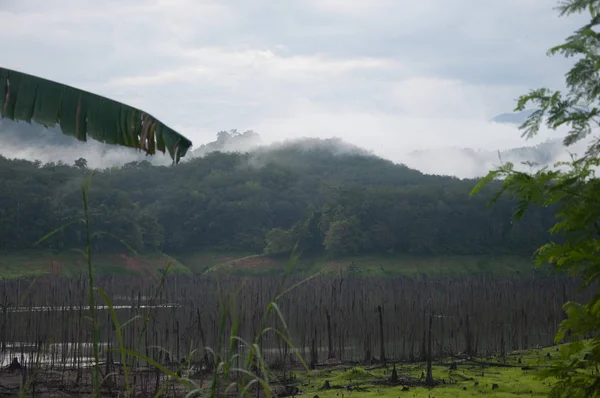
left=0, top=251, right=547, bottom=279
left=293, top=345, right=562, bottom=397
left=176, top=250, right=257, bottom=273
left=0, top=251, right=192, bottom=279
left=204, top=253, right=547, bottom=278
left=328, top=253, right=549, bottom=278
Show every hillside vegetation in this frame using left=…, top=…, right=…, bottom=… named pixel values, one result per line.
left=0, top=135, right=553, bottom=274
left=0, top=251, right=547, bottom=279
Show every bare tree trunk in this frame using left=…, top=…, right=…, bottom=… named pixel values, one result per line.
left=310, top=327, right=318, bottom=369
left=326, top=309, right=334, bottom=359
left=377, top=305, right=385, bottom=364
left=500, top=322, right=506, bottom=363
left=175, top=320, right=180, bottom=362
left=1, top=305, right=7, bottom=353
left=425, top=314, right=434, bottom=386
left=465, top=315, right=472, bottom=356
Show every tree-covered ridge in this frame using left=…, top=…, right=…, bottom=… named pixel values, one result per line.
left=0, top=138, right=553, bottom=257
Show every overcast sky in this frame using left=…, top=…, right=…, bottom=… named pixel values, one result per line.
left=0, top=0, right=588, bottom=168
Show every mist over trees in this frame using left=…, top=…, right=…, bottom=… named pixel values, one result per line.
left=0, top=117, right=584, bottom=178
left=0, top=136, right=554, bottom=257
left=191, top=129, right=262, bottom=157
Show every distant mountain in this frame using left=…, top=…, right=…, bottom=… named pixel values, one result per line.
left=490, top=110, right=536, bottom=125
left=0, top=133, right=555, bottom=258
left=501, top=139, right=565, bottom=165
left=404, top=139, right=566, bottom=178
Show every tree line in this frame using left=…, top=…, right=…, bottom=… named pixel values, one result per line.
left=0, top=138, right=555, bottom=257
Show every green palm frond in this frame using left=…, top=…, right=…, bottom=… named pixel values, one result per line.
left=0, top=67, right=192, bottom=163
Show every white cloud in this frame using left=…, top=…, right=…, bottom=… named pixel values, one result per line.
left=0, top=0, right=592, bottom=176
left=105, top=48, right=399, bottom=88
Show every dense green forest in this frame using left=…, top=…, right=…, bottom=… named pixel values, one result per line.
left=0, top=136, right=554, bottom=257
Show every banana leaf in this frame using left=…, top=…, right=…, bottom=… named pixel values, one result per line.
left=0, top=67, right=192, bottom=163
left=59, top=87, right=87, bottom=141
left=85, top=96, right=105, bottom=143
left=32, top=79, right=64, bottom=128
left=14, top=75, right=37, bottom=122
left=2, top=71, right=22, bottom=120
left=118, top=106, right=132, bottom=147
left=0, top=68, right=8, bottom=112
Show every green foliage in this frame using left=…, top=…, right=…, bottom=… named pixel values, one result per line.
left=264, top=228, right=295, bottom=254
left=324, top=217, right=366, bottom=257
left=0, top=139, right=558, bottom=258
left=472, top=1, right=600, bottom=396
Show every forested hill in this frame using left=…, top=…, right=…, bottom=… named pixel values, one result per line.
left=0, top=138, right=553, bottom=257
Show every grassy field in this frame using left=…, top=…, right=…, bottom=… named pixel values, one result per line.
left=196, top=252, right=549, bottom=278
left=290, top=344, right=563, bottom=397
left=0, top=251, right=192, bottom=278
left=0, top=250, right=548, bottom=279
